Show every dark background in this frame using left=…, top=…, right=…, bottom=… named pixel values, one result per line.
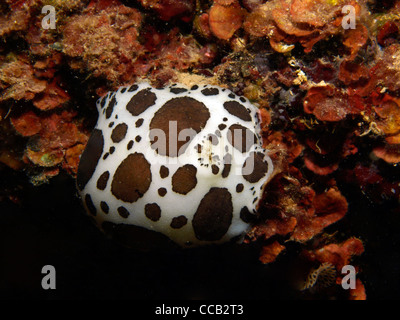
left=0, top=168, right=399, bottom=300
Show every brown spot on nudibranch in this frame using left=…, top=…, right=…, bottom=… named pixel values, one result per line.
left=100, top=201, right=109, bottom=214
left=118, top=206, right=130, bottom=218
left=105, top=95, right=117, bottom=119
left=236, top=183, right=244, bottom=193
left=96, top=171, right=110, bottom=190
left=201, top=88, right=219, bottom=96
left=170, top=87, right=188, bottom=94
left=172, top=164, right=197, bottom=195
left=227, top=124, right=257, bottom=153
left=159, top=165, right=169, bottom=179
left=158, top=188, right=167, bottom=197
left=100, top=97, right=106, bottom=109
left=208, top=134, right=219, bottom=146
left=110, top=123, right=128, bottom=143
left=128, top=84, right=138, bottom=92
left=170, top=215, right=188, bottom=229
left=77, top=129, right=104, bottom=191
left=240, top=206, right=254, bottom=223
left=111, top=153, right=152, bottom=203
left=126, top=88, right=157, bottom=116
left=242, top=152, right=269, bottom=183
left=145, top=203, right=161, bottom=221
left=211, top=164, right=219, bottom=175
left=127, top=140, right=134, bottom=150
left=221, top=153, right=232, bottom=178
left=223, top=100, right=252, bottom=122
left=149, top=97, right=210, bottom=157
left=85, top=194, right=97, bottom=216
left=218, top=123, right=226, bottom=131
left=135, top=118, right=144, bottom=128
left=192, top=187, right=233, bottom=241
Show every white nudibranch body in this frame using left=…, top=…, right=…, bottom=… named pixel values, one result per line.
left=77, top=82, right=274, bottom=248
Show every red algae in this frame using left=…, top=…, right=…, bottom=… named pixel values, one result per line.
left=303, top=237, right=364, bottom=272
left=209, top=1, right=245, bottom=40
left=0, top=0, right=38, bottom=37
left=259, top=241, right=286, bottom=264
left=33, top=78, right=70, bottom=111
left=138, top=0, right=195, bottom=21
left=301, top=238, right=366, bottom=299
left=338, top=59, right=369, bottom=85
left=290, top=0, right=342, bottom=28
left=244, top=0, right=361, bottom=53
left=304, top=85, right=364, bottom=122
left=9, top=108, right=88, bottom=177
left=342, top=24, right=369, bottom=59
left=374, top=95, right=400, bottom=137
left=371, top=43, right=400, bottom=92
left=246, top=169, right=348, bottom=245
left=291, top=187, right=348, bottom=241
left=373, top=144, right=400, bottom=164
left=0, top=56, right=47, bottom=101
left=62, top=2, right=143, bottom=83
left=377, top=21, right=399, bottom=47
left=10, top=111, right=42, bottom=137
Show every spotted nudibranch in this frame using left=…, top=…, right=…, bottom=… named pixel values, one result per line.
left=76, top=82, right=274, bottom=249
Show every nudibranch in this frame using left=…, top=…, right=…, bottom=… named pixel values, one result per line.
left=76, top=82, right=274, bottom=249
